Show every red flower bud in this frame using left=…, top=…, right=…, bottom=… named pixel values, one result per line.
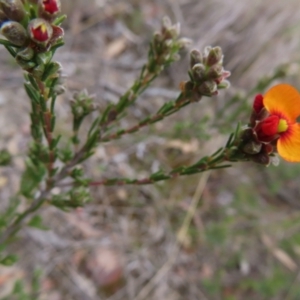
left=253, top=94, right=264, bottom=114
left=28, top=18, right=53, bottom=44
left=38, top=0, right=61, bottom=20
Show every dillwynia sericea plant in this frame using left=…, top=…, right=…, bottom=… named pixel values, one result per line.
left=0, top=0, right=300, bottom=265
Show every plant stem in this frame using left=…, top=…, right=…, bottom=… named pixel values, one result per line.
left=100, top=93, right=189, bottom=142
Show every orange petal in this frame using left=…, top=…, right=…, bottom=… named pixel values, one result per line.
left=263, top=84, right=300, bottom=121
left=277, top=123, right=300, bottom=162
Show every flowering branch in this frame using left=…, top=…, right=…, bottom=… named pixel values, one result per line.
left=0, top=1, right=296, bottom=273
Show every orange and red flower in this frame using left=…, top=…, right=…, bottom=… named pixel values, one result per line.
left=253, top=84, right=300, bottom=162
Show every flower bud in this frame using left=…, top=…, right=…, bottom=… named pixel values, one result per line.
left=50, top=24, right=63, bottom=42
left=177, top=37, right=192, bottom=49
left=167, top=23, right=180, bottom=39
left=206, top=46, right=223, bottom=67
left=0, top=0, right=26, bottom=22
left=53, top=84, right=65, bottom=95
left=251, top=152, right=270, bottom=165
left=198, top=80, right=217, bottom=97
left=161, top=16, right=172, bottom=32
left=190, top=49, right=203, bottom=68
left=180, top=80, right=193, bottom=93
left=217, top=80, right=230, bottom=90
left=207, top=64, right=223, bottom=80
left=153, top=32, right=163, bottom=50
left=28, top=18, right=53, bottom=45
left=192, top=63, right=206, bottom=82
left=162, top=16, right=172, bottom=31
left=242, top=140, right=262, bottom=155
left=38, top=0, right=61, bottom=20
left=1, top=20, right=28, bottom=46
left=253, top=94, right=264, bottom=114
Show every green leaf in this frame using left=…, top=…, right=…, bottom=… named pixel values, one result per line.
left=0, top=254, right=18, bottom=266
left=20, top=160, right=46, bottom=198
left=116, top=92, right=130, bottom=112
left=42, top=61, right=61, bottom=81
left=27, top=74, right=39, bottom=90
left=0, top=149, right=11, bottom=166
left=52, top=14, right=67, bottom=26
left=28, top=215, right=48, bottom=230
left=0, top=38, right=15, bottom=47
left=0, top=197, right=20, bottom=230
left=157, top=101, right=174, bottom=114
left=149, top=170, right=170, bottom=181
left=24, top=83, right=40, bottom=104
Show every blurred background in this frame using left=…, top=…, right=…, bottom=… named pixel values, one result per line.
left=1, top=0, right=300, bottom=299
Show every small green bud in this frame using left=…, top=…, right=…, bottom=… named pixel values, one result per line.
left=206, top=46, right=223, bottom=67
left=190, top=49, right=203, bottom=67
left=1, top=20, right=28, bottom=46
left=198, top=80, right=217, bottom=97
left=0, top=0, right=26, bottom=22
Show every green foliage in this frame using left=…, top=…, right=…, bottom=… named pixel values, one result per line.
left=0, top=149, right=11, bottom=166
left=20, top=160, right=46, bottom=198
left=0, top=269, right=41, bottom=300
left=0, top=254, right=18, bottom=266
left=28, top=215, right=48, bottom=230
